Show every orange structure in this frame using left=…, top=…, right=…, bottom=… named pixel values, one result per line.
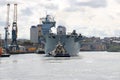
left=0, top=47, right=3, bottom=55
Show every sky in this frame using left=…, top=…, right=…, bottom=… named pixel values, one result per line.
left=0, top=0, right=120, bottom=39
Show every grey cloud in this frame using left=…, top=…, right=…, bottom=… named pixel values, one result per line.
left=39, top=3, right=59, bottom=10
left=69, top=0, right=107, bottom=8
left=65, top=7, right=87, bottom=12
left=0, top=0, right=20, bottom=6
left=44, top=4, right=58, bottom=10
left=73, top=25, right=88, bottom=30
left=65, top=7, right=80, bottom=12
left=0, top=3, right=5, bottom=6
left=117, top=13, right=120, bottom=16
left=64, top=0, right=107, bottom=12
left=0, top=0, right=7, bottom=6
left=88, top=15, right=96, bottom=20
left=108, top=14, right=120, bottom=20
left=21, top=7, right=33, bottom=16
left=108, top=15, right=115, bottom=20
left=116, top=0, right=120, bottom=4
left=91, top=28, right=108, bottom=37
left=114, top=30, right=120, bottom=36
left=0, top=21, right=5, bottom=27
left=77, top=0, right=107, bottom=8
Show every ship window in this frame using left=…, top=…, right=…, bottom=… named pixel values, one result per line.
left=52, top=36, right=55, bottom=39
left=72, top=36, right=74, bottom=37
left=67, top=35, right=70, bottom=38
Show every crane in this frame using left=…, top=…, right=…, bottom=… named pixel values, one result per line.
left=4, top=3, right=10, bottom=52
left=10, top=4, right=19, bottom=51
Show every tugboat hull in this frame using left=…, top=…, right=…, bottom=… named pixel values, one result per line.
left=54, top=53, right=70, bottom=57
left=0, top=54, right=10, bottom=57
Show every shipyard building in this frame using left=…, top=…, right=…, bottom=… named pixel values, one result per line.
left=30, top=25, right=42, bottom=43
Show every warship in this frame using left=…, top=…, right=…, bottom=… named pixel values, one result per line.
left=39, top=15, right=82, bottom=57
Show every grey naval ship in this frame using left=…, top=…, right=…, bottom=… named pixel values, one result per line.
left=38, top=15, right=82, bottom=57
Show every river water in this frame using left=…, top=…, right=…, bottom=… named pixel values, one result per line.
left=0, top=52, right=120, bottom=80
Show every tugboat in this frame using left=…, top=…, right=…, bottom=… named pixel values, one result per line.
left=49, top=42, right=70, bottom=57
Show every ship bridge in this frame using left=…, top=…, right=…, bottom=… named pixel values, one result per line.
left=40, top=15, right=56, bottom=35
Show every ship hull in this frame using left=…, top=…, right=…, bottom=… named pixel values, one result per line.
left=45, top=34, right=81, bottom=56
left=0, top=54, right=10, bottom=57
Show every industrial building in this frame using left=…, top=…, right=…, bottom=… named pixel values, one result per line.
left=30, top=25, right=42, bottom=43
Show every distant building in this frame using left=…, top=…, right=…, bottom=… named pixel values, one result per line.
left=30, top=25, right=43, bottom=43
left=30, top=26, right=38, bottom=43
left=81, top=37, right=107, bottom=51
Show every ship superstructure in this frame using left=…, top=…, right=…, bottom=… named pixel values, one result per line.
left=45, top=26, right=82, bottom=56
left=31, top=15, right=82, bottom=56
